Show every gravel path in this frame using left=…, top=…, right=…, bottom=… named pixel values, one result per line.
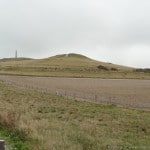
left=0, top=75, right=150, bottom=109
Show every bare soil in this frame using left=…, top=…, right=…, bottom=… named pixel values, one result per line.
left=0, top=75, right=150, bottom=109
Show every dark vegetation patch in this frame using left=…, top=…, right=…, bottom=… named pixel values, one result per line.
left=97, top=65, right=109, bottom=71
left=110, top=67, right=119, bottom=71
left=97, top=65, right=119, bottom=71
left=134, top=68, right=150, bottom=73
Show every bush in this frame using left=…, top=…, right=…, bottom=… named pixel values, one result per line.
left=110, top=68, right=118, bottom=71
left=0, top=111, right=20, bottom=129
left=134, top=68, right=150, bottom=73
left=97, top=65, right=109, bottom=71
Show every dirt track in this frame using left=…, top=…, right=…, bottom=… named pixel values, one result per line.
left=0, top=75, right=150, bottom=109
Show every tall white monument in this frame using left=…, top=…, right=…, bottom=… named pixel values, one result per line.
left=15, top=50, right=18, bottom=59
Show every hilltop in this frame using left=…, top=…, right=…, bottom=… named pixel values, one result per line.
left=0, top=53, right=149, bottom=79
left=33, top=53, right=132, bottom=70
left=51, top=53, right=89, bottom=59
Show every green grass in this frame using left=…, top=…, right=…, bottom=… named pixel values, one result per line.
left=0, top=128, right=29, bottom=150
left=1, top=53, right=149, bottom=79
left=0, top=81, right=150, bottom=149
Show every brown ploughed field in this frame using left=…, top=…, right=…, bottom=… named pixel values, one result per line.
left=0, top=75, right=150, bottom=109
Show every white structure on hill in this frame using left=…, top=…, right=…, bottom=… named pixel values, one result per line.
left=15, top=50, right=18, bottom=58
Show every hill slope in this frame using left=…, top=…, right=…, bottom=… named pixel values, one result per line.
left=0, top=53, right=149, bottom=79
left=0, top=57, right=33, bottom=62
left=25, top=53, right=132, bottom=70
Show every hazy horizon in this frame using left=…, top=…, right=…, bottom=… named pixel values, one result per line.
left=0, top=0, right=150, bottom=68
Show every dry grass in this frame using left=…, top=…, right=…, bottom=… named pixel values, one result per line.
left=1, top=53, right=149, bottom=79
left=0, top=81, right=150, bottom=150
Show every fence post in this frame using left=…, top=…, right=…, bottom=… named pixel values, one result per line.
left=0, top=140, right=5, bottom=150
left=56, top=91, right=59, bottom=95
left=73, top=93, right=76, bottom=99
left=94, top=95, right=97, bottom=101
left=64, top=91, right=67, bottom=96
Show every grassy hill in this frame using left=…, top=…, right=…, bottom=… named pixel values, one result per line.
left=0, top=57, right=33, bottom=62
left=0, top=53, right=149, bottom=79
left=0, top=81, right=150, bottom=149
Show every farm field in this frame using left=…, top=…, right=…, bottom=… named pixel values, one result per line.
left=0, top=75, right=150, bottom=109
left=0, top=80, right=150, bottom=150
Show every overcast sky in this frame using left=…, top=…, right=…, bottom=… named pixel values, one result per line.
left=0, top=0, right=150, bottom=68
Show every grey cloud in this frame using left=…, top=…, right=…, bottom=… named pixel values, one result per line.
left=0, top=0, right=150, bottom=67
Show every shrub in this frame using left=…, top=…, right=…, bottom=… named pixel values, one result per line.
left=0, top=111, right=20, bottom=129
left=97, top=65, right=109, bottom=71
left=110, top=67, right=118, bottom=71
left=134, top=68, right=150, bottom=73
